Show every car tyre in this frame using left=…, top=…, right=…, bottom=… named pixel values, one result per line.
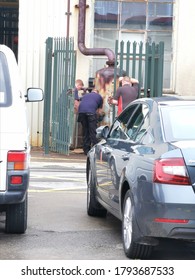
left=5, top=194, right=28, bottom=234
left=87, top=165, right=107, bottom=217
left=122, top=190, right=152, bottom=259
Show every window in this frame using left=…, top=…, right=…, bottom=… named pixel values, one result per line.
left=108, top=103, right=150, bottom=142
left=94, top=0, right=175, bottom=89
left=108, top=103, right=139, bottom=141
left=118, top=103, right=139, bottom=126
left=160, top=105, right=195, bottom=141
left=0, top=52, right=12, bottom=107
left=148, top=2, right=173, bottom=31
left=94, top=1, right=118, bottom=29
left=0, top=4, right=19, bottom=59
left=121, top=2, right=146, bottom=30
left=126, top=103, right=149, bottom=142
left=109, top=119, right=128, bottom=140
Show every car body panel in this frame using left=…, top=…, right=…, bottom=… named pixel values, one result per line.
left=0, top=44, right=43, bottom=204
left=87, top=96, right=195, bottom=243
left=0, top=45, right=28, bottom=192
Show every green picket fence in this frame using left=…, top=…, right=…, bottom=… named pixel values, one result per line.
left=114, top=40, right=164, bottom=98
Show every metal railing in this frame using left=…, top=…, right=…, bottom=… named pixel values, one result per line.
left=43, top=37, right=76, bottom=155
left=43, top=38, right=164, bottom=154
left=114, top=40, right=164, bottom=98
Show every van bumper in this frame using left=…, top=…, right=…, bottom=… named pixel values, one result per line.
left=0, top=170, right=29, bottom=205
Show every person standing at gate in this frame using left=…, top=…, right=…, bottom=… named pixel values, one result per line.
left=108, top=76, right=139, bottom=115
left=73, top=79, right=84, bottom=113
left=78, top=88, right=104, bottom=155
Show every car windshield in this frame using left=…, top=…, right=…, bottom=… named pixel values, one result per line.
left=160, top=104, right=195, bottom=141
left=0, top=51, right=12, bottom=107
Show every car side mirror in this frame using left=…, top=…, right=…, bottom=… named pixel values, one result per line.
left=25, top=88, right=44, bottom=102
left=96, top=125, right=109, bottom=140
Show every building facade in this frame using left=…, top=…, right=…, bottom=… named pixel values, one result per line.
left=1, top=0, right=195, bottom=146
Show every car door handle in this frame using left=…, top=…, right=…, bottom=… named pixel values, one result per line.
left=122, top=153, right=130, bottom=161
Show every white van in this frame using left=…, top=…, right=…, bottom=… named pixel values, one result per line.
left=0, top=44, right=43, bottom=233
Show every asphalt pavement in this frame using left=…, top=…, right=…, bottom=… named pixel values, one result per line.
left=2, top=146, right=126, bottom=260
left=1, top=147, right=195, bottom=260
left=30, top=147, right=87, bottom=162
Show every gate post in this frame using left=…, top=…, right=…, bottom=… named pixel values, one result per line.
left=43, top=37, right=53, bottom=155
left=156, top=42, right=164, bottom=97
left=145, top=41, right=164, bottom=97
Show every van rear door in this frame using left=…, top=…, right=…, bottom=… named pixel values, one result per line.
left=0, top=50, right=13, bottom=191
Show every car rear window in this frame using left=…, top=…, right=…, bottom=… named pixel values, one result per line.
left=0, top=51, right=12, bottom=107
left=160, top=105, right=195, bottom=141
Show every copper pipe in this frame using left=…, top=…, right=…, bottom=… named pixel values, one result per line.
left=77, top=0, right=115, bottom=66
left=66, top=0, right=71, bottom=39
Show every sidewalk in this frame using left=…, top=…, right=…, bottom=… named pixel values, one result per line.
left=30, top=147, right=87, bottom=162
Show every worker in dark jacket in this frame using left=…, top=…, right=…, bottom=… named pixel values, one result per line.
left=78, top=89, right=103, bottom=155
left=108, top=76, right=139, bottom=115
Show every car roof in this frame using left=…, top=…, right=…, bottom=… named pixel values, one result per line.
left=138, top=95, right=195, bottom=106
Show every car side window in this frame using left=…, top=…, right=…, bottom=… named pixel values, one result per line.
left=109, top=120, right=128, bottom=140
left=118, top=104, right=139, bottom=126
left=141, top=130, right=154, bottom=144
left=127, top=103, right=150, bottom=142
left=0, top=52, right=12, bottom=107
left=108, top=104, right=139, bottom=140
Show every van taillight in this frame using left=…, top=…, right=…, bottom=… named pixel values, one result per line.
left=10, top=176, right=23, bottom=184
left=7, top=151, right=28, bottom=170
left=153, top=158, right=190, bottom=185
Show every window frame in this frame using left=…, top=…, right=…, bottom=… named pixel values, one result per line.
left=93, top=0, right=175, bottom=90
left=0, top=51, right=12, bottom=107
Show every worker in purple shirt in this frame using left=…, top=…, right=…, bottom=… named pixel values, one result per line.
left=78, top=88, right=104, bottom=155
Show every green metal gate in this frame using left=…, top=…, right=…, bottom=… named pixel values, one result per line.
left=113, top=40, right=164, bottom=98
left=43, top=38, right=164, bottom=155
left=43, top=37, right=76, bottom=155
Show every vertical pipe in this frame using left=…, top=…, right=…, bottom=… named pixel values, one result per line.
left=66, top=0, right=71, bottom=39
left=77, top=0, right=115, bottom=66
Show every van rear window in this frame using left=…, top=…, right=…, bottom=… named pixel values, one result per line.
left=0, top=52, right=12, bottom=107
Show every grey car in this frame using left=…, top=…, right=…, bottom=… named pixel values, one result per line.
left=86, top=95, right=195, bottom=259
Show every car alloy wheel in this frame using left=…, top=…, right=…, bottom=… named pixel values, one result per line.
left=123, top=193, right=133, bottom=250
left=122, top=190, right=153, bottom=259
